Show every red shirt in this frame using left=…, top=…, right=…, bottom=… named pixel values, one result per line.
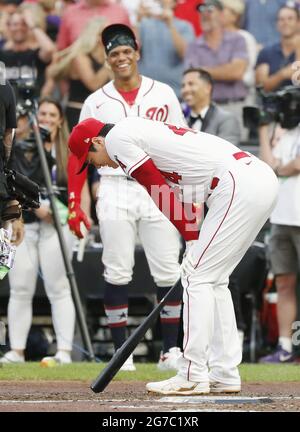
left=174, top=0, right=203, bottom=37
left=57, top=0, right=131, bottom=50
left=117, top=87, right=140, bottom=106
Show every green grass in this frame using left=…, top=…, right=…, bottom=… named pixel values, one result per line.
left=0, top=362, right=299, bottom=382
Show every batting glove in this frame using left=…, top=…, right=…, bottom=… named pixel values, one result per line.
left=68, top=193, right=91, bottom=239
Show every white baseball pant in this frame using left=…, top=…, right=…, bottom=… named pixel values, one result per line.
left=179, top=157, right=278, bottom=385
left=8, top=222, right=75, bottom=351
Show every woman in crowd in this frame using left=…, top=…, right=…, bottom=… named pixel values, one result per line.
left=0, top=98, right=76, bottom=366
left=47, top=16, right=111, bottom=130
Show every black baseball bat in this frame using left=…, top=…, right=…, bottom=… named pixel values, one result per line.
left=90, top=277, right=182, bottom=393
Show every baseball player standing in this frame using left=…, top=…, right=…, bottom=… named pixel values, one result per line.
left=68, top=116, right=278, bottom=394
left=68, top=24, right=187, bottom=371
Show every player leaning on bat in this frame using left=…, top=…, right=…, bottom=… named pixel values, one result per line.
left=68, top=116, right=278, bottom=395
left=67, top=23, right=189, bottom=371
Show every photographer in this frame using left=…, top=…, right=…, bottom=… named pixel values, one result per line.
left=258, top=113, right=300, bottom=363
left=0, top=97, right=76, bottom=365
left=0, top=79, right=24, bottom=247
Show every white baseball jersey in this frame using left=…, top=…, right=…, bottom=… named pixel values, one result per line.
left=105, top=116, right=247, bottom=202
left=80, top=76, right=186, bottom=176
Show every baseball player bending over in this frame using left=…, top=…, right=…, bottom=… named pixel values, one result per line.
left=68, top=24, right=185, bottom=371
left=68, top=117, right=278, bottom=395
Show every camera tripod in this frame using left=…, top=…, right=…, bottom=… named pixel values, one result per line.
left=22, top=98, right=95, bottom=362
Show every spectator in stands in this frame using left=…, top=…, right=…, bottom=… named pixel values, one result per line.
left=0, top=7, right=55, bottom=97
left=242, top=0, right=287, bottom=49
left=119, top=0, right=202, bottom=34
left=57, top=0, right=130, bottom=50
left=19, top=2, right=50, bottom=43
left=256, top=5, right=300, bottom=93
left=37, top=0, right=63, bottom=42
left=184, top=0, right=248, bottom=139
left=0, top=98, right=76, bottom=366
left=0, top=0, right=22, bottom=45
left=258, top=122, right=300, bottom=363
left=48, top=17, right=111, bottom=130
left=221, top=0, right=258, bottom=104
left=181, top=67, right=240, bottom=144
left=119, top=0, right=162, bottom=26
left=137, top=0, right=195, bottom=98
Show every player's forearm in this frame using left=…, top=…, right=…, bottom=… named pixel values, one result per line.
left=131, top=159, right=199, bottom=241
left=80, top=180, right=92, bottom=218
left=67, top=153, right=88, bottom=201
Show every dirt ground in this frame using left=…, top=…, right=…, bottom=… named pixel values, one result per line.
left=0, top=381, right=300, bottom=412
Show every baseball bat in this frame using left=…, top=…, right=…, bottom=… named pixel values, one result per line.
left=90, top=277, right=182, bottom=393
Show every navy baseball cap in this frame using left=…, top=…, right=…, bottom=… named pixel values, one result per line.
left=197, top=0, right=224, bottom=12
left=101, top=24, right=138, bottom=55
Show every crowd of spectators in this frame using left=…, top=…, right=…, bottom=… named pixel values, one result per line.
left=0, top=0, right=300, bottom=364
left=0, top=0, right=299, bottom=138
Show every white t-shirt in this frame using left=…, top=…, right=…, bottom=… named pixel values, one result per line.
left=270, top=126, right=300, bottom=226
left=105, top=117, right=244, bottom=203
left=79, top=76, right=186, bottom=176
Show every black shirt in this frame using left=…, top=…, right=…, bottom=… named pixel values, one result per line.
left=0, top=80, right=17, bottom=168
left=0, top=48, right=49, bottom=99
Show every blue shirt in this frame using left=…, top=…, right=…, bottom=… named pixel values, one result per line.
left=138, top=17, right=195, bottom=98
left=184, top=31, right=248, bottom=102
left=243, top=0, right=287, bottom=46
left=256, top=42, right=295, bottom=89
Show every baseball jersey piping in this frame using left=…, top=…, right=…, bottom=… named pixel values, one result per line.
left=128, top=155, right=151, bottom=177
left=182, top=275, right=191, bottom=356
left=141, top=79, right=155, bottom=98
left=101, top=87, right=128, bottom=117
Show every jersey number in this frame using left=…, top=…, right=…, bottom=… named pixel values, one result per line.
left=165, top=124, right=197, bottom=136
left=146, top=105, right=169, bottom=122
